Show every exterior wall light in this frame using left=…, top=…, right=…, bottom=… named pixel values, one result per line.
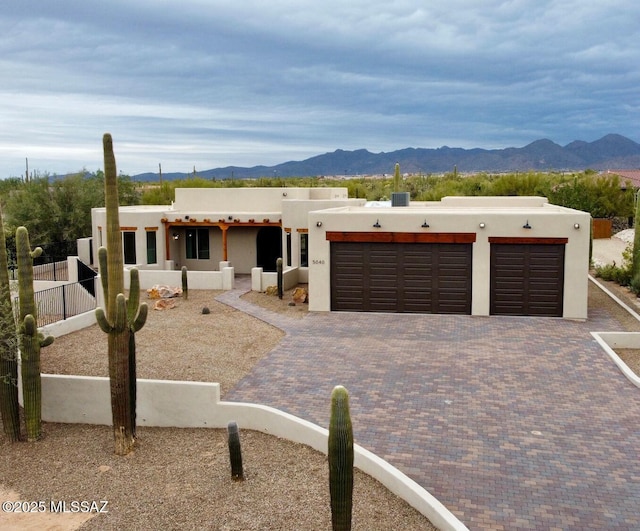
left=523, top=220, right=532, bottom=229
left=574, top=223, right=580, bottom=229
left=282, top=192, right=288, bottom=196
left=421, top=220, right=430, bottom=228
left=479, top=222, right=486, bottom=229
left=316, top=221, right=323, bottom=227
left=373, top=219, right=381, bottom=228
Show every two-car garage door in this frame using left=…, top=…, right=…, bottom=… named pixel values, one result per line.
left=330, top=240, right=473, bottom=314
left=329, top=233, right=566, bottom=317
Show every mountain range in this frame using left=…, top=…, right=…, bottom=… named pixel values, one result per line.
left=133, top=134, right=640, bottom=181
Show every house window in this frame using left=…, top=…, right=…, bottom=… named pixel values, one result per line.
left=186, top=228, right=210, bottom=259
left=286, top=232, right=292, bottom=267
left=300, top=233, right=308, bottom=267
left=123, top=231, right=136, bottom=265
left=146, top=230, right=157, bottom=264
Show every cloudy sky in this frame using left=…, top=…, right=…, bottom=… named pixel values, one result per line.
left=1, top=0, right=638, bottom=178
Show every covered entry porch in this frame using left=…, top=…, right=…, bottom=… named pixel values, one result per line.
left=162, top=218, right=282, bottom=274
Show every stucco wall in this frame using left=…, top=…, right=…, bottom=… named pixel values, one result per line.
left=308, top=197, right=591, bottom=319
left=173, top=187, right=350, bottom=212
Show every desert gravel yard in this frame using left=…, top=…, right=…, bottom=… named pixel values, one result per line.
left=2, top=278, right=639, bottom=530
left=1, top=287, right=437, bottom=531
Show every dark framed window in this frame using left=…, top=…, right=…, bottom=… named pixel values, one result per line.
left=146, top=230, right=157, bottom=264
left=186, top=228, right=210, bottom=259
left=300, top=233, right=308, bottom=267
left=286, top=232, right=292, bottom=267
left=123, top=231, right=136, bottom=265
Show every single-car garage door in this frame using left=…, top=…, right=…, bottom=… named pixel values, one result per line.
left=490, top=240, right=565, bottom=316
left=330, top=241, right=472, bottom=314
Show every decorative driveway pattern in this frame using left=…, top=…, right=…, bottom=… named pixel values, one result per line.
left=218, top=285, right=640, bottom=530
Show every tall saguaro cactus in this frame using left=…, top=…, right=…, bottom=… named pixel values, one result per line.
left=0, top=209, right=20, bottom=441
left=95, top=133, right=148, bottom=455
left=16, top=226, right=54, bottom=442
left=328, top=385, right=354, bottom=531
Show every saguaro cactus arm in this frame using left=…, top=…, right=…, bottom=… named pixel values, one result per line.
left=126, top=268, right=147, bottom=332
left=98, top=247, right=109, bottom=306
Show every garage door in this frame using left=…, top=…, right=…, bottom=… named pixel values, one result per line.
left=490, top=242, right=565, bottom=316
left=330, top=241, right=472, bottom=314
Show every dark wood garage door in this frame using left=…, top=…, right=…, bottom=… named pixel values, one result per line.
left=330, top=241, right=472, bottom=314
left=490, top=242, right=565, bottom=316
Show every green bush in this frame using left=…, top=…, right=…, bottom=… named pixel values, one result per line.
left=594, top=243, right=634, bottom=287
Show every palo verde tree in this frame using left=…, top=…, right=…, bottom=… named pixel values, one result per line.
left=95, top=133, right=148, bottom=455
left=2, top=171, right=140, bottom=260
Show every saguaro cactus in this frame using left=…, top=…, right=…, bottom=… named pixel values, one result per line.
left=181, top=266, right=188, bottom=300
left=0, top=209, right=20, bottom=441
left=393, top=162, right=401, bottom=193
left=227, top=421, right=244, bottom=480
left=16, top=226, right=54, bottom=442
left=95, top=133, right=148, bottom=455
left=276, top=257, right=283, bottom=300
left=328, top=385, right=354, bottom=531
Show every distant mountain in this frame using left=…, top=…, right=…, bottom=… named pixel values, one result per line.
left=133, top=134, right=640, bottom=181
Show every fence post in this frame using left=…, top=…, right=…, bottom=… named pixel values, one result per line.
left=62, top=284, right=67, bottom=320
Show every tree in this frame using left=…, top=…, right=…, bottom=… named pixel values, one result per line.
left=2, top=171, right=141, bottom=258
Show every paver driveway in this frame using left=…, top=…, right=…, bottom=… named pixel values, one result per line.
left=220, top=283, right=640, bottom=530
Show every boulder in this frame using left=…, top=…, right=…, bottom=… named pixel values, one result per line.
left=147, top=285, right=183, bottom=299
left=292, top=287, right=308, bottom=304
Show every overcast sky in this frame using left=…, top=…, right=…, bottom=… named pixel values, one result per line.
left=1, top=0, right=638, bottom=178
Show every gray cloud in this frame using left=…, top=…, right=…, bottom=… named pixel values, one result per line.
left=0, top=0, right=638, bottom=177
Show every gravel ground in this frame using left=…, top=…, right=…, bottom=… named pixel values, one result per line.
left=590, top=276, right=640, bottom=375
left=1, top=287, right=437, bottom=531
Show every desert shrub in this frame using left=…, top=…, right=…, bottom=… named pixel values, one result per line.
left=594, top=243, right=633, bottom=287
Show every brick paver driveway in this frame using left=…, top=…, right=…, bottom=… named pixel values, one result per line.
left=220, top=285, right=640, bottom=530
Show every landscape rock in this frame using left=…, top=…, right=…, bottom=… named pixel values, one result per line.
left=292, top=287, right=308, bottom=304
left=147, top=285, right=183, bottom=299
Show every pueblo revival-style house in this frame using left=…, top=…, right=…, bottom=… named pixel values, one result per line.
left=88, top=188, right=591, bottom=319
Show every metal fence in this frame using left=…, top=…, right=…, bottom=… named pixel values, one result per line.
left=14, top=279, right=97, bottom=327
left=9, top=261, right=69, bottom=282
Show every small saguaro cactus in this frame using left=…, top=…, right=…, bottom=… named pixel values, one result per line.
left=276, top=257, right=283, bottom=300
left=393, top=162, right=401, bottom=193
left=181, top=266, right=188, bottom=300
left=328, top=385, right=354, bottom=531
left=227, top=421, right=244, bottom=480
left=16, top=226, right=54, bottom=442
left=95, top=133, right=148, bottom=455
left=0, top=208, right=20, bottom=441
left=391, top=163, right=410, bottom=207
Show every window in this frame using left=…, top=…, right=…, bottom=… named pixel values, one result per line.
left=123, top=231, right=136, bottom=265
left=300, top=233, right=308, bottom=267
left=146, top=230, right=157, bottom=264
left=186, top=228, right=210, bottom=259
left=286, top=232, right=292, bottom=267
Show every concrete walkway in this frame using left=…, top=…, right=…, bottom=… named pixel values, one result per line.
left=218, top=281, right=640, bottom=530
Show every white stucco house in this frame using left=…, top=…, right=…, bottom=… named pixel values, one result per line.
left=88, top=188, right=591, bottom=319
